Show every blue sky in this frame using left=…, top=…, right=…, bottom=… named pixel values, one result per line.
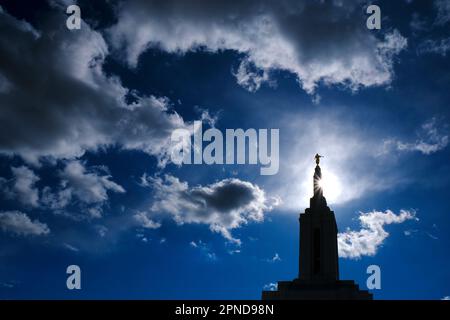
left=0, top=0, right=449, bottom=299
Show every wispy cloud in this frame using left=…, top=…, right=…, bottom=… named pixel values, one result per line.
left=418, top=38, right=450, bottom=56
left=404, top=229, right=418, bottom=237
left=190, top=240, right=217, bottom=261
left=404, top=227, right=438, bottom=240
left=381, top=118, right=448, bottom=155
left=42, top=161, right=125, bottom=219
left=410, top=12, right=428, bottom=34
left=63, top=243, right=80, bottom=252
left=133, top=211, right=161, bottom=229
left=425, top=232, right=439, bottom=240
left=136, top=233, right=149, bottom=243
left=96, top=225, right=108, bottom=238
left=266, top=253, right=281, bottom=263
left=0, top=281, right=18, bottom=289
left=434, top=0, right=450, bottom=25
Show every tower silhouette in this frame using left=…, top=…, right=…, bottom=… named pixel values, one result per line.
left=262, top=155, right=372, bottom=300
left=299, top=161, right=339, bottom=282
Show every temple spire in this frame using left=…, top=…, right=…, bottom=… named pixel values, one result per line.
left=313, top=163, right=323, bottom=198
left=312, top=154, right=327, bottom=208
left=262, top=154, right=372, bottom=300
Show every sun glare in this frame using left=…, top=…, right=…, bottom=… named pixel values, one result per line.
left=318, top=170, right=342, bottom=204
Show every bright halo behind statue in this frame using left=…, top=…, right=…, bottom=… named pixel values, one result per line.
left=318, top=169, right=342, bottom=204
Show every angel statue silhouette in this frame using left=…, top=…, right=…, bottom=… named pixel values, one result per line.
left=314, top=153, right=323, bottom=165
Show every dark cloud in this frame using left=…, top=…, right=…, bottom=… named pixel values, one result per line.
left=0, top=5, right=191, bottom=164
left=141, top=174, right=279, bottom=244
left=0, top=1, right=408, bottom=165
left=108, top=0, right=407, bottom=93
left=190, top=182, right=257, bottom=213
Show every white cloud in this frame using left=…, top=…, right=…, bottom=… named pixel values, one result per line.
left=148, top=174, right=278, bottom=244
left=267, top=253, right=281, bottom=263
left=60, top=161, right=125, bottom=204
left=136, top=233, right=149, bottom=243
left=40, top=161, right=125, bottom=219
left=108, top=0, right=407, bottom=94
left=139, top=172, right=152, bottom=187
left=1, top=161, right=127, bottom=218
left=133, top=211, right=161, bottom=229
left=1, top=166, right=40, bottom=207
left=338, top=209, right=417, bottom=259
left=190, top=241, right=198, bottom=248
left=0, top=210, right=50, bottom=236
left=382, top=118, right=448, bottom=155
left=263, top=282, right=278, bottom=291
left=233, top=58, right=270, bottom=92
left=442, top=296, right=450, bottom=300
